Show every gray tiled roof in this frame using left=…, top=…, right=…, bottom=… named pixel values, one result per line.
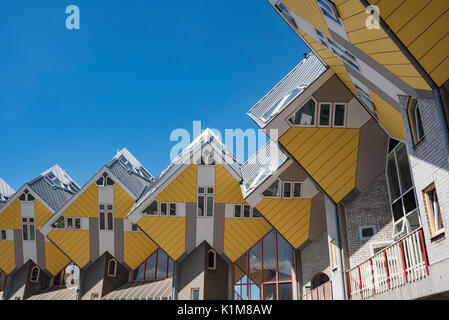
left=240, top=140, right=288, bottom=199
left=27, top=165, right=79, bottom=211
left=0, top=178, right=15, bottom=210
left=106, top=148, right=154, bottom=198
left=248, top=53, right=327, bottom=128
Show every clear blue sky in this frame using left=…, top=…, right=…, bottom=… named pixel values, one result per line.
left=0, top=0, right=310, bottom=190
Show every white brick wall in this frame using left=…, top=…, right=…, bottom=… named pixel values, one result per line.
left=399, top=95, right=449, bottom=264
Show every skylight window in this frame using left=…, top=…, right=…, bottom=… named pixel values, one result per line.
left=316, top=0, right=342, bottom=26
left=261, top=87, right=305, bottom=123
left=245, top=167, right=272, bottom=192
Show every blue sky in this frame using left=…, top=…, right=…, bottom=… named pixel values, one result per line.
left=0, top=0, right=310, bottom=190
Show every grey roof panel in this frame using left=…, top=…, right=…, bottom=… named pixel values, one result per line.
left=107, top=160, right=153, bottom=198
left=0, top=178, right=15, bottom=210
left=248, top=53, right=327, bottom=128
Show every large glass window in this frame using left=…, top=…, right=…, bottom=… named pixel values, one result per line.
left=99, top=204, right=113, bottom=231
left=386, top=142, right=420, bottom=237
left=133, top=249, right=174, bottom=281
left=233, top=230, right=294, bottom=300
left=22, top=218, right=35, bottom=241
left=262, top=180, right=280, bottom=198
left=198, top=187, right=214, bottom=217
left=289, top=99, right=316, bottom=126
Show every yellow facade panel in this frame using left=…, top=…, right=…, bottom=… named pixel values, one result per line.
left=406, top=10, right=449, bottom=60
left=372, top=0, right=407, bottom=19
left=224, top=219, right=272, bottom=262
left=0, top=199, right=21, bottom=230
left=284, top=0, right=332, bottom=38
left=45, top=242, right=70, bottom=276
left=399, top=77, right=432, bottom=91
left=64, top=183, right=98, bottom=218
left=355, top=37, right=397, bottom=55
left=34, top=200, right=53, bottom=230
left=383, top=0, right=431, bottom=33
left=419, top=33, right=449, bottom=74
left=369, top=90, right=406, bottom=141
left=0, top=241, right=15, bottom=274
left=347, top=25, right=386, bottom=44
left=336, top=0, right=364, bottom=20
left=256, top=198, right=311, bottom=249
left=369, top=51, right=410, bottom=65
left=113, top=184, right=135, bottom=219
left=383, top=64, right=423, bottom=78
left=48, top=230, right=90, bottom=268
left=215, top=165, right=246, bottom=204
left=156, top=164, right=197, bottom=203
left=396, top=1, right=449, bottom=47
left=279, top=127, right=359, bottom=204
left=342, top=11, right=369, bottom=32
left=124, top=232, right=158, bottom=270
left=430, top=56, right=449, bottom=87
left=138, top=216, right=185, bottom=261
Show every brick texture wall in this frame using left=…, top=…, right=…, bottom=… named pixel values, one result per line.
left=344, top=172, right=393, bottom=268
left=399, top=95, right=449, bottom=264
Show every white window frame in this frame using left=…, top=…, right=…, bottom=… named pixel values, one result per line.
left=22, top=218, right=35, bottom=241
left=293, top=182, right=302, bottom=198
left=318, top=102, right=333, bottom=128
left=99, top=204, right=114, bottom=232
left=423, top=183, right=444, bottom=238
left=197, top=186, right=214, bottom=217
left=262, top=179, right=281, bottom=198
left=333, top=102, right=347, bottom=128
left=316, top=0, right=342, bottom=26
left=288, top=97, right=318, bottom=128
left=282, top=181, right=292, bottom=198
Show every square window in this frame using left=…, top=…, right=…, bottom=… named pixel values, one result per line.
left=333, top=104, right=346, bottom=127
left=293, top=183, right=301, bottom=198
left=207, top=187, right=214, bottom=194
left=75, top=218, right=81, bottom=229
left=234, top=205, right=241, bottom=218
left=160, top=203, right=168, bottom=216
left=319, top=103, right=331, bottom=127
left=359, top=226, right=376, bottom=240
left=243, top=205, right=250, bottom=218
left=198, top=187, right=205, bottom=194
left=169, top=203, right=177, bottom=216
left=191, top=288, right=200, bottom=300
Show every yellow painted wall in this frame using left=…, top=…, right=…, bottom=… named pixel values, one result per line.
left=256, top=199, right=311, bottom=249
left=138, top=216, right=185, bottom=261
left=63, top=183, right=98, bottom=218
left=124, top=232, right=158, bottom=270
left=336, top=0, right=431, bottom=91
left=0, top=241, right=15, bottom=274
left=47, top=230, right=90, bottom=268
left=0, top=199, right=21, bottom=229
left=113, top=184, right=135, bottom=219
left=368, top=0, right=449, bottom=87
left=215, top=164, right=246, bottom=204
left=280, top=128, right=359, bottom=203
left=156, top=164, right=197, bottom=203
left=369, top=90, right=407, bottom=141
left=224, top=219, right=272, bottom=262
left=34, top=200, right=53, bottom=230
left=45, top=242, right=71, bottom=276
left=284, top=0, right=332, bottom=38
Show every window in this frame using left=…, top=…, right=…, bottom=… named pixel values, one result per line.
left=261, top=88, right=305, bottom=122
left=262, top=180, right=280, bottom=198
left=18, top=189, right=35, bottom=202
left=30, top=266, right=40, bottom=283
left=1, top=230, right=6, bottom=240
left=96, top=172, right=115, bottom=187
left=311, top=272, right=330, bottom=289
left=160, top=203, right=168, bottom=216
left=191, top=288, right=200, bottom=300
left=234, top=205, right=241, bottom=218
left=355, top=85, right=377, bottom=118
left=133, top=249, right=174, bottom=281
left=318, top=103, right=332, bottom=127
left=293, top=182, right=301, bottom=198
left=275, top=2, right=298, bottom=29
left=131, top=223, right=140, bottom=232
left=91, top=293, right=99, bottom=300
left=99, top=204, right=114, bottom=231
left=169, top=203, right=177, bottom=216
left=328, top=38, right=360, bottom=72
left=67, top=218, right=73, bottom=229
left=52, top=216, right=81, bottom=230
left=359, top=225, right=377, bottom=240
left=423, top=184, right=444, bottom=237
left=333, top=103, right=346, bottom=127
left=52, top=216, right=65, bottom=229
left=316, top=0, right=342, bottom=25
left=198, top=187, right=214, bottom=217
left=407, top=97, right=425, bottom=146
left=22, top=218, right=35, bottom=241
left=143, top=200, right=158, bottom=216
left=289, top=99, right=316, bottom=126
left=207, top=250, right=216, bottom=270
left=252, top=208, right=263, bottom=218
left=233, top=230, right=294, bottom=300
left=107, top=259, right=117, bottom=277
left=330, top=240, right=337, bottom=270
left=386, top=142, right=420, bottom=237
left=283, top=182, right=291, bottom=198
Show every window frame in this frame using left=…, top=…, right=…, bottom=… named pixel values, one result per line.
left=30, top=266, right=40, bottom=283
left=318, top=102, right=333, bottom=128
left=288, top=97, right=318, bottom=128
left=197, top=186, right=214, bottom=217
left=99, top=204, right=114, bottom=232
left=191, top=288, right=200, bottom=300
left=132, top=249, right=173, bottom=282
left=423, top=183, right=444, bottom=238
left=316, top=0, right=342, bottom=26
left=282, top=181, right=292, bottom=199
left=22, top=218, right=35, bottom=241
left=207, top=250, right=217, bottom=270
left=262, top=179, right=281, bottom=198
left=293, top=182, right=302, bottom=198
left=107, top=259, right=118, bottom=277
left=333, top=103, right=347, bottom=128
left=406, top=97, right=425, bottom=147
left=0, top=230, right=6, bottom=241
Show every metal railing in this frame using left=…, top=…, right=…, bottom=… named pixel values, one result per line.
left=303, top=281, right=333, bottom=300
left=347, top=228, right=429, bottom=300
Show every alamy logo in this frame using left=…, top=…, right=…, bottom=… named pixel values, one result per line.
left=66, top=5, right=80, bottom=30
left=365, top=5, right=380, bottom=30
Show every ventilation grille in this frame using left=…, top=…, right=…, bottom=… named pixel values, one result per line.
left=339, top=188, right=360, bottom=207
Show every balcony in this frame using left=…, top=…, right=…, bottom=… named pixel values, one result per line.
left=347, top=228, right=429, bottom=300
left=303, top=281, right=333, bottom=300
